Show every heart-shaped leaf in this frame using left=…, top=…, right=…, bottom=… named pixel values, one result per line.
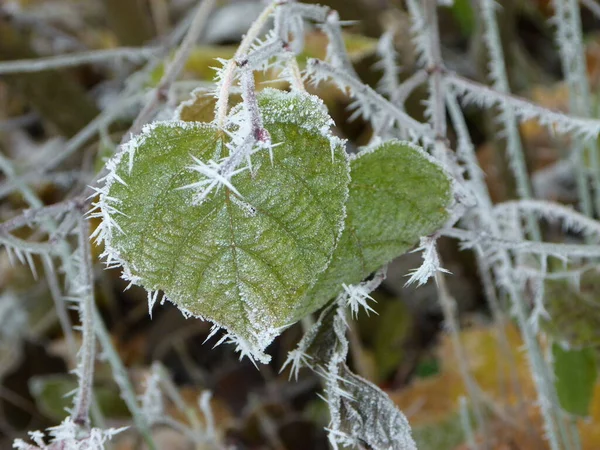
left=300, top=140, right=454, bottom=313
left=94, top=89, right=350, bottom=362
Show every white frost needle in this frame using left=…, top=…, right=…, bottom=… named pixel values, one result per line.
left=177, top=156, right=248, bottom=201
left=405, top=236, right=450, bottom=287
left=341, top=283, right=378, bottom=319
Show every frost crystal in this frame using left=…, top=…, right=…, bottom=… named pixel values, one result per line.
left=341, top=283, right=377, bottom=319
left=12, top=418, right=125, bottom=450
left=405, top=236, right=450, bottom=287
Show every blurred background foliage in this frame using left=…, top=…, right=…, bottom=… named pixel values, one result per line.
left=1, top=0, right=600, bottom=448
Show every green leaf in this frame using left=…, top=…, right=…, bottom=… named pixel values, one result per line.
left=302, top=140, right=454, bottom=311
left=374, top=299, right=413, bottom=381
left=29, top=375, right=129, bottom=420
left=97, top=89, right=349, bottom=362
left=449, top=0, right=475, bottom=37
left=553, top=343, right=598, bottom=416
left=544, top=269, right=600, bottom=348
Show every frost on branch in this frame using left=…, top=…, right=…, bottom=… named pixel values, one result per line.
left=12, top=417, right=125, bottom=450
left=404, top=235, right=449, bottom=287
left=282, top=301, right=417, bottom=450
left=92, top=89, right=349, bottom=364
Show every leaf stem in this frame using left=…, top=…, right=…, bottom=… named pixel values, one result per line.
left=215, top=1, right=279, bottom=129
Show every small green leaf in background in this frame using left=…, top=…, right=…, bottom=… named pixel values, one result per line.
left=449, top=0, right=475, bottom=37
left=553, top=343, right=598, bottom=416
left=29, top=375, right=129, bottom=421
left=99, top=89, right=349, bottom=362
left=301, top=140, right=454, bottom=312
left=544, top=269, right=600, bottom=348
left=373, top=299, right=413, bottom=381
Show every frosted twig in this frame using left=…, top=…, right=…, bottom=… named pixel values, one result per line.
left=94, top=303, right=157, bottom=450
left=494, top=199, right=600, bottom=237
left=376, top=31, right=400, bottom=98
left=528, top=255, right=549, bottom=333
left=215, top=1, right=279, bottom=128
left=43, top=258, right=77, bottom=361
left=445, top=228, right=600, bottom=259
left=550, top=0, right=599, bottom=220
left=320, top=10, right=358, bottom=79
left=378, top=70, right=428, bottom=138
left=516, top=263, right=599, bottom=281
left=479, top=0, right=540, bottom=241
left=447, top=73, right=600, bottom=139
left=405, top=0, right=432, bottom=67
left=71, top=217, right=96, bottom=426
left=306, top=58, right=434, bottom=142
left=435, top=261, right=487, bottom=440
left=423, top=0, right=447, bottom=140
left=0, top=199, right=82, bottom=234
left=446, top=88, right=564, bottom=450
left=0, top=46, right=159, bottom=74
left=238, top=64, right=270, bottom=145
left=0, top=233, right=57, bottom=256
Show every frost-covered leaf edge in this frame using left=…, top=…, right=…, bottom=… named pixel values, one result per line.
left=91, top=90, right=351, bottom=365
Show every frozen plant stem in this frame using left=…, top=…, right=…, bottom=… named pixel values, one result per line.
left=435, top=268, right=487, bottom=446
left=446, top=73, right=600, bottom=139
left=446, top=91, right=565, bottom=450
left=215, top=1, right=279, bottom=128
left=0, top=46, right=159, bottom=74
left=43, top=258, right=77, bottom=362
left=550, top=0, right=600, bottom=219
left=307, top=59, right=433, bottom=140
left=479, top=0, right=540, bottom=241
left=423, top=0, right=446, bottom=140
left=72, top=217, right=96, bottom=426
left=94, top=303, right=158, bottom=450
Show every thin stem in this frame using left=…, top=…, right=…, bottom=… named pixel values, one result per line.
left=479, top=0, right=540, bottom=241
left=446, top=89, right=566, bottom=450
left=551, top=0, right=600, bottom=220
left=0, top=199, right=82, bottom=234
left=307, top=58, right=433, bottom=141
left=94, top=304, right=157, bottom=450
left=72, top=217, right=96, bottom=426
left=0, top=46, right=159, bottom=74
left=215, top=1, right=279, bottom=128
left=424, top=0, right=446, bottom=139
left=435, top=267, right=487, bottom=444
left=459, top=396, right=478, bottom=450
left=43, top=258, right=77, bottom=359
